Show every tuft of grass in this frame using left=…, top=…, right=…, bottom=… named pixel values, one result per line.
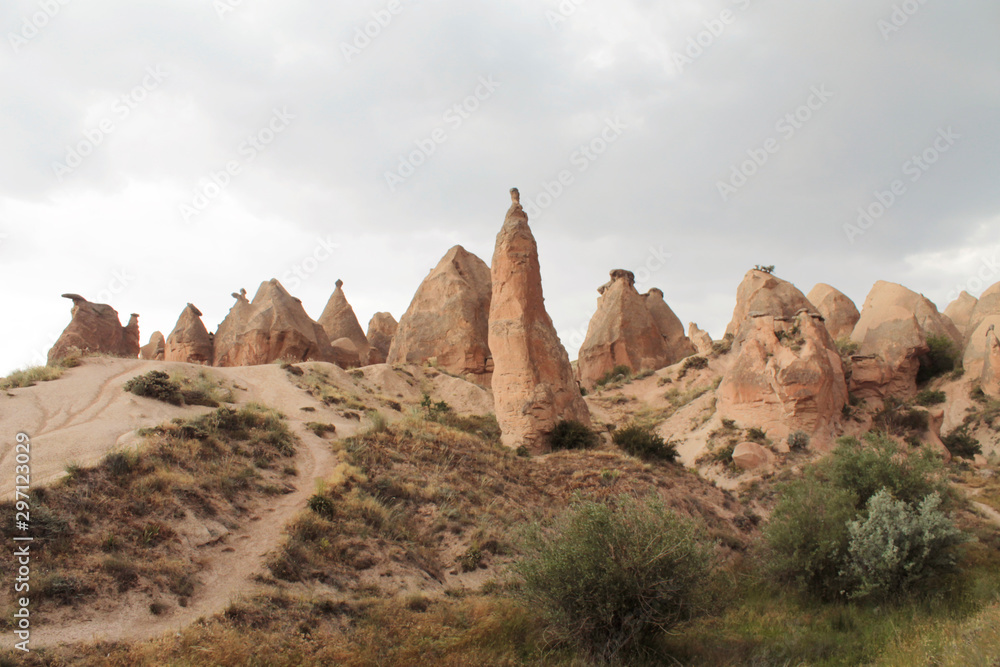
left=914, top=389, right=947, bottom=406
left=594, top=364, right=632, bottom=390
left=0, top=364, right=67, bottom=390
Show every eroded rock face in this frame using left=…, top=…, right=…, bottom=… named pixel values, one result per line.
left=48, top=294, right=140, bottom=364
left=807, top=283, right=860, bottom=341
left=388, top=245, right=493, bottom=383
left=366, top=312, right=398, bottom=365
left=688, top=323, right=715, bottom=355
left=853, top=281, right=962, bottom=348
left=981, top=327, right=1000, bottom=398
left=577, top=270, right=671, bottom=389
left=717, top=311, right=847, bottom=448
left=213, top=280, right=335, bottom=367
left=732, top=442, right=774, bottom=470
left=165, top=304, right=213, bottom=365
left=140, top=332, right=165, bottom=361
left=643, top=288, right=696, bottom=364
left=318, top=280, right=370, bottom=367
left=489, top=188, right=590, bottom=451
left=944, top=291, right=978, bottom=337
left=963, top=283, right=1000, bottom=377
left=726, top=270, right=820, bottom=340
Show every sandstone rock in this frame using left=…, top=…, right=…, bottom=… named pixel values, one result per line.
left=966, top=282, right=1000, bottom=343
left=213, top=280, right=335, bottom=367
left=732, top=442, right=775, bottom=470
left=318, top=280, right=369, bottom=367
left=981, top=326, right=1000, bottom=398
left=852, top=281, right=962, bottom=348
left=48, top=294, right=140, bottom=364
left=331, top=337, right=363, bottom=369
left=577, top=270, right=671, bottom=389
left=920, top=408, right=952, bottom=463
left=807, top=283, right=860, bottom=340
left=963, top=283, right=1000, bottom=377
left=140, top=332, right=165, bottom=361
left=489, top=188, right=590, bottom=451
left=974, top=454, right=988, bottom=468
left=944, top=291, right=978, bottom=336
left=366, top=312, right=398, bottom=365
left=165, top=304, right=213, bottom=365
left=688, top=323, right=715, bottom=356
left=850, top=306, right=929, bottom=400
left=643, top=288, right=696, bottom=363
left=717, top=311, right=847, bottom=448
left=388, top=245, right=493, bottom=383
left=725, top=270, right=820, bottom=340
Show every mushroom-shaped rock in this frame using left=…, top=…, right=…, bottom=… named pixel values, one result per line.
left=726, top=270, right=820, bottom=340
left=489, top=188, right=590, bottom=451
left=47, top=294, right=140, bottom=364
left=688, top=323, right=714, bottom=356
left=944, top=291, right=978, bottom=337
left=140, top=331, right=166, bottom=361
left=318, top=279, right=370, bottom=367
left=732, top=442, right=775, bottom=471
left=165, top=304, right=213, bottom=365
left=366, top=312, right=398, bottom=365
left=213, top=279, right=335, bottom=367
left=388, top=245, right=493, bottom=383
left=807, top=283, right=860, bottom=341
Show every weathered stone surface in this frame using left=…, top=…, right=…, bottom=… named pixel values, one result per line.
left=577, top=270, right=671, bottom=389
left=853, top=281, right=962, bottom=348
left=140, top=331, right=165, bottom=361
left=643, top=288, right=696, bottom=363
left=717, top=311, right=847, bottom=448
left=963, top=283, right=1000, bottom=377
left=330, top=337, right=362, bottom=369
left=920, top=408, right=952, bottom=463
left=388, top=245, right=493, bottom=383
left=966, top=282, right=1000, bottom=343
left=366, top=312, right=398, bottom=365
left=981, top=327, right=1000, bottom=398
left=213, top=280, right=335, bottom=367
left=318, top=280, right=369, bottom=367
left=48, top=294, right=140, bottom=364
left=725, top=270, right=820, bottom=340
left=489, top=188, right=590, bottom=451
left=944, top=291, right=978, bottom=337
left=807, top=283, right=860, bottom=341
left=732, top=442, right=775, bottom=470
left=688, top=323, right=715, bottom=356
left=165, top=304, right=213, bottom=365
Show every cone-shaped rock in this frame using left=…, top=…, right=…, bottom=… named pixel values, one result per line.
left=963, top=283, right=1000, bottom=377
left=388, top=245, right=493, bottom=382
left=643, top=288, right=696, bottom=363
left=944, top=291, right=978, bottom=337
left=852, top=281, right=962, bottom=348
left=726, top=270, right=820, bottom=340
left=140, top=331, right=166, bottom=361
left=807, top=283, right=860, bottom=340
left=318, top=280, right=369, bottom=367
left=688, top=323, right=714, bottom=355
left=488, top=188, right=590, bottom=451
left=366, top=312, right=398, bottom=365
left=48, top=294, right=140, bottom=364
left=165, top=304, right=214, bottom=365
left=213, top=280, right=334, bottom=367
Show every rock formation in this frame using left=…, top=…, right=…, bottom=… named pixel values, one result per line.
left=140, top=332, right=165, bottom=361
left=944, top=291, right=978, bottom=336
left=213, top=280, right=335, bottom=367
left=717, top=310, right=847, bottom=448
left=732, top=442, right=774, bottom=470
left=388, top=245, right=493, bottom=383
left=366, top=312, right=398, bottom=365
left=688, top=323, right=714, bottom=355
left=488, top=188, right=590, bottom=451
left=164, top=304, right=213, bottom=365
left=852, top=281, right=962, bottom=348
left=330, top=338, right=363, bottom=369
left=577, top=270, right=672, bottom=389
left=318, top=280, right=369, bottom=367
left=981, top=326, right=1000, bottom=398
left=725, top=270, right=820, bottom=340
left=807, top=283, right=860, bottom=340
left=643, top=288, right=696, bottom=363
left=962, top=283, right=1000, bottom=377
left=48, top=294, right=140, bottom=364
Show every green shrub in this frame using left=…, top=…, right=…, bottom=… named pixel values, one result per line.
left=595, top=365, right=633, bottom=389
left=843, top=490, right=968, bottom=603
left=549, top=420, right=598, bottom=451
left=123, top=371, right=183, bottom=405
left=679, top=356, right=709, bottom=378
left=913, top=389, right=947, bottom=406
left=788, top=430, right=810, bottom=451
left=829, top=433, right=944, bottom=509
left=745, top=427, right=768, bottom=444
left=612, top=424, right=678, bottom=462
left=516, top=496, right=713, bottom=660
left=942, top=426, right=982, bottom=460
left=872, top=398, right=929, bottom=436
left=917, top=335, right=959, bottom=384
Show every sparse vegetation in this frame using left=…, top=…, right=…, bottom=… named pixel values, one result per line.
left=914, top=388, right=947, bottom=406
left=872, top=397, right=930, bottom=436
left=594, top=364, right=633, bottom=390
left=0, top=364, right=67, bottom=390
left=549, top=419, right=599, bottom=451
left=612, top=423, right=679, bottom=462
left=711, top=334, right=734, bottom=356
left=123, top=370, right=232, bottom=407
left=679, top=355, right=709, bottom=378
left=942, top=425, right=982, bottom=460
left=788, top=430, right=810, bottom=451
left=917, top=334, right=959, bottom=384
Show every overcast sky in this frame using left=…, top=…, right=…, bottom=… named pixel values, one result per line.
left=1, top=0, right=998, bottom=374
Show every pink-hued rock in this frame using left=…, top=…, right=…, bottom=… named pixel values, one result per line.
left=366, top=312, right=398, bottom=365
left=165, top=304, right=213, bottom=365
left=981, top=327, right=1000, bottom=398
left=318, top=279, right=369, bottom=367
left=944, top=291, right=977, bottom=337
left=963, top=283, right=1000, bottom=378
left=852, top=281, right=962, bottom=348
left=330, top=337, right=363, bottom=369
left=48, top=294, right=140, bottom=364
left=807, top=283, right=860, bottom=341
left=488, top=188, right=590, bottom=452
left=643, top=288, right=696, bottom=363
left=213, top=280, right=335, bottom=367
left=920, top=408, right=952, bottom=463
left=140, top=331, right=165, bottom=361
left=732, top=442, right=775, bottom=470
left=388, top=245, right=493, bottom=382
left=725, top=270, right=820, bottom=340
left=688, top=323, right=715, bottom=355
